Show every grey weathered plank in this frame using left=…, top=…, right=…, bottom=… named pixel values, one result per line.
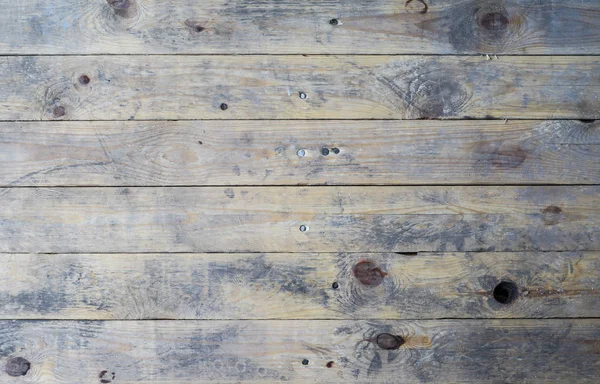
left=0, top=252, right=597, bottom=320
left=1, top=186, right=598, bottom=253
left=2, top=120, right=599, bottom=186
left=1, top=56, right=598, bottom=120
left=0, top=319, right=598, bottom=383
left=1, top=0, right=600, bottom=54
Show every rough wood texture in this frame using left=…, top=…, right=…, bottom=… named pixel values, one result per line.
left=0, top=319, right=598, bottom=383
left=0, top=252, right=597, bottom=320
left=2, top=119, right=599, bottom=186
left=1, top=0, right=600, bottom=55
left=1, top=56, right=598, bottom=120
left=1, top=186, right=598, bottom=253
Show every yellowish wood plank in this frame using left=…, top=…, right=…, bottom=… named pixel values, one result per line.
left=0, top=319, right=598, bottom=382
left=1, top=186, right=598, bottom=253
left=2, top=120, right=598, bottom=186
left=0, top=252, right=597, bottom=320
left=1, top=0, right=600, bottom=54
left=1, top=56, right=598, bottom=120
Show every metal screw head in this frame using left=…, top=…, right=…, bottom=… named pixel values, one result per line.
left=297, top=149, right=306, bottom=157
left=299, top=225, right=308, bottom=232
left=299, top=92, right=307, bottom=99
left=220, top=103, right=228, bottom=111
left=321, top=148, right=330, bottom=156
left=332, top=282, right=339, bottom=289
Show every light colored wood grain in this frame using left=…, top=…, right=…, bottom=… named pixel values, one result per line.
left=2, top=120, right=599, bottom=186
left=0, top=319, right=598, bottom=383
left=1, top=0, right=599, bottom=54
left=1, top=55, right=598, bottom=120
left=1, top=186, right=598, bottom=253
left=0, top=252, right=597, bottom=320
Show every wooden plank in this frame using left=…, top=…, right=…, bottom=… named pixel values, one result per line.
left=1, top=56, right=598, bottom=120
left=2, top=120, right=599, bottom=186
left=1, top=0, right=600, bottom=55
left=1, top=186, right=598, bottom=253
left=0, top=252, right=597, bottom=320
left=0, top=319, right=598, bottom=383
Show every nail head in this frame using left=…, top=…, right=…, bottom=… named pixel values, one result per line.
left=299, top=225, right=308, bottom=232
left=299, top=92, right=307, bottom=99
left=321, top=148, right=330, bottom=156
left=220, top=103, right=228, bottom=111
left=297, top=149, right=306, bottom=157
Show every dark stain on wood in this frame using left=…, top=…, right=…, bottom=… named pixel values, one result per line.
left=448, top=0, right=522, bottom=52
left=52, top=105, right=66, bottom=118
left=78, top=75, right=91, bottom=85
left=542, top=205, right=563, bottom=226
left=185, top=19, right=205, bottom=34
left=376, top=333, right=405, bottom=350
left=106, top=0, right=137, bottom=19
left=5, top=357, right=30, bottom=377
left=472, top=142, right=527, bottom=169
left=353, top=261, right=388, bottom=287
left=99, top=370, right=116, bottom=383
left=224, top=188, right=235, bottom=199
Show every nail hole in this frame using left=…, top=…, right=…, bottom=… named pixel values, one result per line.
left=220, top=103, right=228, bottom=111
left=299, top=92, right=307, bottom=99
left=376, top=333, right=405, bottom=350
left=329, top=19, right=339, bottom=25
left=332, top=148, right=340, bottom=154
left=198, top=141, right=203, bottom=145
left=52, top=106, right=66, bottom=118
left=331, top=281, right=339, bottom=289
left=299, top=225, right=308, bottom=232
left=302, top=359, right=309, bottom=365
left=493, top=281, right=518, bottom=304
left=195, top=26, right=205, bottom=33
left=326, top=361, right=334, bottom=368
left=321, top=148, right=330, bottom=156
left=78, top=74, right=91, bottom=85
left=6, top=357, right=31, bottom=377
left=297, top=149, right=306, bottom=157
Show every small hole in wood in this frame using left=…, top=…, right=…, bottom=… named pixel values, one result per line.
left=302, top=359, right=309, bottom=365
left=326, top=361, right=334, bottom=368
left=332, top=281, right=339, bottom=289
left=493, top=281, right=518, bottom=304
left=198, top=141, right=203, bottom=145
left=78, top=74, right=91, bottom=85
left=195, top=26, right=205, bottom=33
left=332, top=148, right=340, bottom=154
left=329, top=19, right=339, bottom=25
left=220, top=103, right=228, bottom=111
left=321, top=148, right=330, bottom=156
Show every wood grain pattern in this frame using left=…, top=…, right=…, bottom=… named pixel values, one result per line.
left=2, top=120, right=599, bottom=186
left=1, top=55, right=598, bottom=120
left=1, top=0, right=600, bottom=54
left=0, top=252, right=597, bottom=320
left=0, top=319, right=598, bottom=383
left=1, top=186, right=598, bottom=253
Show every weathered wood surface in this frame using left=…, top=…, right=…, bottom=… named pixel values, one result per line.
left=0, top=252, right=597, bottom=320
left=1, top=56, right=598, bottom=120
left=1, top=0, right=600, bottom=55
left=2, top=119, right=599, bottom=186
left=0, top=319, right=598, bottom=383
left=1, top=186, right=598, bottom=253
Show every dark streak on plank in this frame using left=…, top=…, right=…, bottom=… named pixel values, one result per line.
left=0, top=252, right=598, bottom=320
left=0, top=186, right=598, bottom=253
left=1, top=120, right=598, bottom=186
left=1, top=0, right=600, bottom=54
left=0, top=56, right=598, bottom=120
left=0, top=320, right=598, bottom=382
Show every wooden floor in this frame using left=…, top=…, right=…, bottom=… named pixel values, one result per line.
left=1, top=1, right=599, bottom=383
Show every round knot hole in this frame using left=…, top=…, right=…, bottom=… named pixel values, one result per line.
left=493, top=281, right=518, bottom=304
